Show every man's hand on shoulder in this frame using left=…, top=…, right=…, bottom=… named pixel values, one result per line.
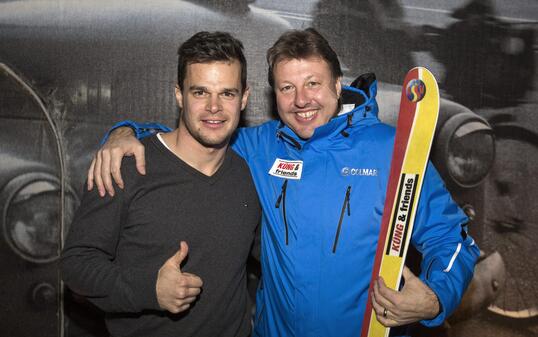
left=156, top=241, right=203, bottom=314
left=371, top=266, right=440, bottom=327
left=87, top=126, right=146, bottom=197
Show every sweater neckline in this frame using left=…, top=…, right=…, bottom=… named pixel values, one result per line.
left=149, top=134, right=232, bottom=185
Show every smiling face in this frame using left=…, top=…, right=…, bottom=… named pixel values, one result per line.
left=273, top=57, right=341, bottom=139
left=176, top=60, right=249, bottom=149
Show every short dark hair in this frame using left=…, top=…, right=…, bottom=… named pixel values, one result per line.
left=266, top=28, right=343, bottom=88
left=177, top=31, right=247, bottom=92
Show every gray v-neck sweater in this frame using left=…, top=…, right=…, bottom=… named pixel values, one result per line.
left=61, top=135, right=261, bottom=337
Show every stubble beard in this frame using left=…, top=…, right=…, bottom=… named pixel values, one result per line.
left=181, top=111, right=231, bottom=149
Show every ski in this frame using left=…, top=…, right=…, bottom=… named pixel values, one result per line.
left=361, top=67, right=440, bottom=337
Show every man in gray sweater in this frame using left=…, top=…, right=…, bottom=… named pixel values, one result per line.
left=61, top=31, right=261, bottom=337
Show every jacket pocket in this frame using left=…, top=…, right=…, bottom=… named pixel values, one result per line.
left=332, top=185, right=351, bottom=253
left=275, top=179, right=289, bottom=245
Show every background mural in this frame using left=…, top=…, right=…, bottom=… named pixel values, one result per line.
left=0, top=0, right=536, bottom=336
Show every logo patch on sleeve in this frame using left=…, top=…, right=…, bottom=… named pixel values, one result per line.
left=269, top=158, right=303, bottom=180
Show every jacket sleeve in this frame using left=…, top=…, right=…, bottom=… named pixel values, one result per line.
left=230, top=127, right=258, bottom=162
left=60, top=169, right=161, bottom=313
left=100, top=120, right=172, bottom=144
left=411, top=162, right=480, bottom=327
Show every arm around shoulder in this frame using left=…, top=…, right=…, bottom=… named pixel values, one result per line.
left=89, top=120, right=170, bottom=196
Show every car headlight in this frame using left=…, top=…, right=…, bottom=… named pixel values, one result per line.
left=2, top=172, right=78, bottom=264
left=435, top=112, right=495, bottom=188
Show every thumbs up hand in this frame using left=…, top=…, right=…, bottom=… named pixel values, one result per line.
left=156, top=241, right=203, bottom=313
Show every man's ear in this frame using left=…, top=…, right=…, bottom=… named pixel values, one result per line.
left=175, top=85, right=184, bottom=109
left=240, top=86, right=250, bottom=111
left=335, top=76, right=342, bottom=98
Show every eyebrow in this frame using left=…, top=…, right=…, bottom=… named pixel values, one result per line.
left=222, top=88, right=240, bottom=93
left=189, top=86, right=207, bottom=92
left=279, top=75, right=317, bottom=85
left=188, top=86, right=240, bottom=93
left=305, top=75, right=321, bottom=83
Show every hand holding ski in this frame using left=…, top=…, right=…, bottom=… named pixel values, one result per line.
left=370, top=266, right=440, bottom=327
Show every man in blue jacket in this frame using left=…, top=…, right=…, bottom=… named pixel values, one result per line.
left=88, top=28, right=479, bottom=336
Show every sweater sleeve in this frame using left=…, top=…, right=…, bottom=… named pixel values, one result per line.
left=250, top=219, right=262, bottom=262
left=411, top=162, right=480, bottom=327
left=60, top=164, right=161, bottom=313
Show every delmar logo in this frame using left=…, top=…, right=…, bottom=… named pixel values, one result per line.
left=341, top=167, right=378, bottom=177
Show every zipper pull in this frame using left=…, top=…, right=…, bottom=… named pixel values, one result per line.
left=275, top=180, right=288, bottom=208
left=275, top=194, right=283, bottom=208
left=274, top=179, right=290, bottom=245
left=345, top=186, right=351, bottom=216
left=332, top=185, right=352, bottom=253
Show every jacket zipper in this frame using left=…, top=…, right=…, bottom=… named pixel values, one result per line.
left=275, top=179, right=289, bottom=245
left=332, top=186, right=351, bottom=253
left=340, top=113, right=353, bottom=137
left=276, top=130, right=302, bottom=150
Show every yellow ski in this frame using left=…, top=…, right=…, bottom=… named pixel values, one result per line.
left=361, top=67, right=440, bottom=337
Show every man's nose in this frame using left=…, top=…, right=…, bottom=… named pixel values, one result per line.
left=294, top=87, right=310, bottom=107
left=207, top=95, right=222, bottom=113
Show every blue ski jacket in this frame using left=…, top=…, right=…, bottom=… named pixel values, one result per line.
left=118, top=76, right=479, bottom=337
left=231, top=79, right=479, bottom=337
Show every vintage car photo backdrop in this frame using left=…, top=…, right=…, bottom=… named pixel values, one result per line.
left=0, top=0, right=536, bottom=336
